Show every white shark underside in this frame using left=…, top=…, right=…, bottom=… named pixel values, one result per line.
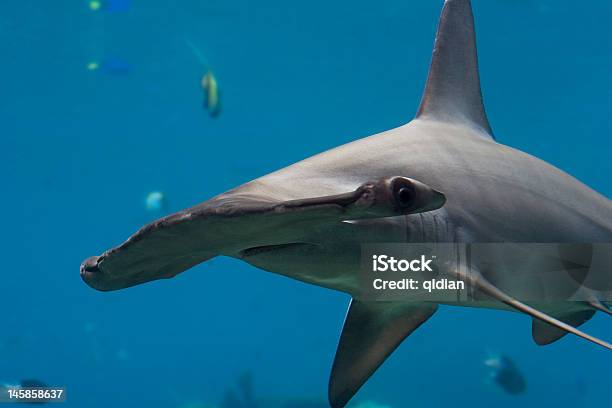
left=80, top=1, right=612, bottom=407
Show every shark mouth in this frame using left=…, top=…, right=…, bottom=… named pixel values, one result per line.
left=239, top=243, right=317, bottom=258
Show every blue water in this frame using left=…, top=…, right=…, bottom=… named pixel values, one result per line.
left=1, top=0, right=610, bottom=407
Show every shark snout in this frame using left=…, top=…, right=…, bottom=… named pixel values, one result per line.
left=81, top=256, right=101, bottom=276
left=80, top=253, right=162, bottom=292
left=80, top=256, right=107, bottom=289
left=81, top=254, right=140, bottom=292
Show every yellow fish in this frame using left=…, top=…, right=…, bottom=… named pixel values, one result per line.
left=201, top=70, right=221, bottom=118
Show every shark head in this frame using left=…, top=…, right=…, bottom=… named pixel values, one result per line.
left=81, top=175, right=447, bottom=292
left=81, top=0, right=612, bottom=407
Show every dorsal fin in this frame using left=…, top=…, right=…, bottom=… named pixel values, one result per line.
left=416, top=0, right=493, bottom=137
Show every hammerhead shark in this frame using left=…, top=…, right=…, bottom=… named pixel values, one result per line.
left=81, top=0, right=612, bottom=406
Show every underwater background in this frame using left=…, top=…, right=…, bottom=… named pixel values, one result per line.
left=1, top=0, right=610, bottom=407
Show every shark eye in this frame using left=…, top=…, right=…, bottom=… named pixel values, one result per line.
left=397, top=186, right=415, bottom=206
left=393, top=180, right=417, bottom=209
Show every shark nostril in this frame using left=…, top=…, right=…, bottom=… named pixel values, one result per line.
left=81, top=256, right=101, bottom=274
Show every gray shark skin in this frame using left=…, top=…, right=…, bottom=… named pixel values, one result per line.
left=80, top=0, right=612, bottom=407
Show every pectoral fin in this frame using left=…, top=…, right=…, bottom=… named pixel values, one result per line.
left=532, top=310, right=596, bottom=345
left=329, top=300, right=437, bottom=408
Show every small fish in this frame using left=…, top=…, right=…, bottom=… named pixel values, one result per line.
left=88, top=0, right=132, bottom=13
left=185, top=39, right=222, bottom=117
left=485, top=354, right=527, bottom=395
left=88, top=1, right=102, bottom=11
left=201, top=70, right=222, bottom=118
left=145, top=191, right=166, bottom=212
left=86, top=57, right=131, bottom=76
